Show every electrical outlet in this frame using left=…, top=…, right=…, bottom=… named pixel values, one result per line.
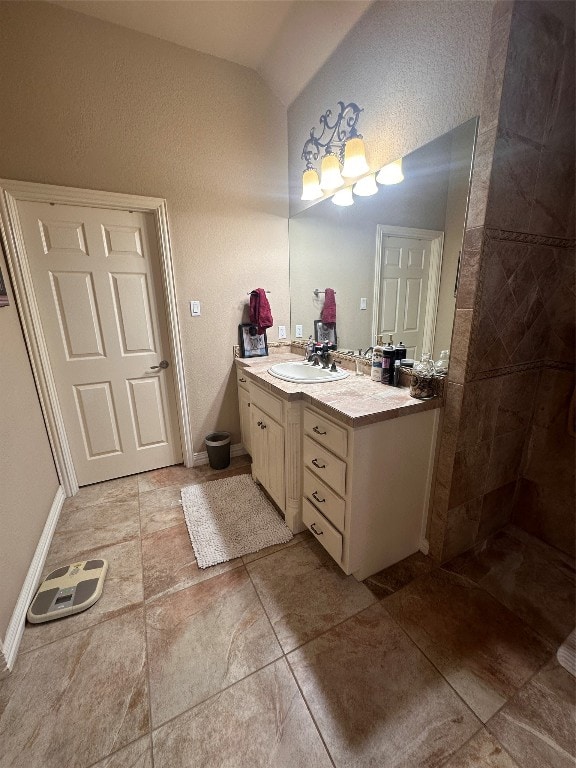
left=295, top=324, right=303, bottom=338
left=278, top=325, right=287, bottom=339
left=190, top=300, right=201, bottom=316
left=360, top=298, right=367, bottom=310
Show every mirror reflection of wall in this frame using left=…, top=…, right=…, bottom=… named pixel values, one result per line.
left=289, top=117, right=478, bottom=358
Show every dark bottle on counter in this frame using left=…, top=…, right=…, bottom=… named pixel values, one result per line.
left=382, top=334, right=396, bottom=385
left=395, top=341, right=407, bottom=363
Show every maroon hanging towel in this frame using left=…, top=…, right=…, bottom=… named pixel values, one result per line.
left=249, top=289, right=273, bottom=335
left=321, top=288, right=336, bottom=326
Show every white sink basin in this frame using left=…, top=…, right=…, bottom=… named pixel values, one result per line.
left=268, top=361, right=349, bottom=383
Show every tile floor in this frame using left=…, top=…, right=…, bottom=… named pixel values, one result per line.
left=0, top=457, right=574, bottom=768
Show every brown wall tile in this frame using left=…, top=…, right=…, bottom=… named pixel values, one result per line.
left=485, top=428, right=526, bottom=493
left=478, top=481, right=517, bottom=541
left=456, top=227, right=484, bottom=310
left=442, top=497, right=482, bottom=561
left=448, top=309, right=473, bottom=383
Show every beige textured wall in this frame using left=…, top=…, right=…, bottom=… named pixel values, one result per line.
left=288, top=0, right=493, bottom=215
left=0, top=246, right=59, bottom=641
left=0, top=1, right=289, bottom=454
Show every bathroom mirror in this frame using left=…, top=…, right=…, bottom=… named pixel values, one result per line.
left=289, top=118, right=478, bottom=358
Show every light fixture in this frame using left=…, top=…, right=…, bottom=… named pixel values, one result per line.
left=376, top=158, right=404, bottom=185
left=353, top=173, right=378, bottom=196
left=342, top=137, right=369, bottom=178
left=301, top=101, right=368, bottom=200
left=320, top=153, right=344, bottom=190
left=301, top=169, right=323, bottom=201
left=332, top=186, right=354, bottom=206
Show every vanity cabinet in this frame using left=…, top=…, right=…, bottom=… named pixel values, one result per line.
left=235, top=362, right=439, bottom=579
left=236, top=369, right=252, bottom=456
left=301, top=404, right=439, bottom=581
left=245, top=380, right=304, bottom=532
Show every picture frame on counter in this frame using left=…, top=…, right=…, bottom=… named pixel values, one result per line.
left=239, top=323, right=268, bottom=358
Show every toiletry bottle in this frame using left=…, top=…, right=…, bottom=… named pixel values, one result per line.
left=393, top=359, right=401, bottom=387
left=395, top=341, right=407, bottom=364
left=382, top=334, right=395, bottom=385
left=434, top=349, right=450, bottom=375
left=371, top=335, right=384, bottom=382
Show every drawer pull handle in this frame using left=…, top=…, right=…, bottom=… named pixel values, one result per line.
left=312, top=458, right=326, bottom=469
left=313, top=426, right=327, bottom=435
left=261, top=424, right=266, bottom=430
left=239, top=377, right=247, bottom=382
left=257, top=421, right=263, bottom=426
left=311, top=523, right=324, bottom=536
left=247, top=403, right=251, bottom=407
left=312, top=491, right=325, bottom=503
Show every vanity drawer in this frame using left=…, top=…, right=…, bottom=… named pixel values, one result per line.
left=302, top=498, right=342, bottom=564
left=303, top=408, right=348, bottom=458
left=303, top=468, right=345, bottom=532
left=250, top=385, right=283, bottom=423
left=236, top=368, right=250, bottom=391
left=303, top=435, right=346, bottom=496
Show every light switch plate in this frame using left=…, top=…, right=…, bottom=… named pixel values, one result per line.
left=190, top=300, right=201, bottom=316
left=278, top=325, right=287, bottom=339
left=360, top=298, right=367, bottom=310
left=295, top=325, right=303, bottom=338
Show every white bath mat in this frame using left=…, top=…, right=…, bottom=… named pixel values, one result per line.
left=181, top=473, right=293, bottom=568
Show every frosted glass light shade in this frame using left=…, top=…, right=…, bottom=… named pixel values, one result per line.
left=376, top=158, right=404, bottom=185
left=353, top=173, right=378, bottom=196
left=332, top=186, right=354, bottom=206
left=342, top=137, right=369, bottom=178
left=320, top=154, right=344, bottom=190
left=301, top=169, right=323, bottom=201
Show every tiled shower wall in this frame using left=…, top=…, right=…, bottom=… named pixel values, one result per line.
left=429, top=0, right=575, bottom=561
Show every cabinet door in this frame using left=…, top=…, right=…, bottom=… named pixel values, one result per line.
left=238, top=386, right=252, bottom=456
left=265, top=416, right=285, bottom=511
left=250, top=403, right=267, bottom=486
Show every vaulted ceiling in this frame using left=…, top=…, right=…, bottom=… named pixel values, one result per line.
left=52, top=0, right=373, bottom=105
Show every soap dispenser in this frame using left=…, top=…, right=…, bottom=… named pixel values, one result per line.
left=370, top=335, right=384, bottom=382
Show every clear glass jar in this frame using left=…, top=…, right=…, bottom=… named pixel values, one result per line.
left=414, top=352, right=435, bottom=376
left=434, top=350, right=450, bottom=376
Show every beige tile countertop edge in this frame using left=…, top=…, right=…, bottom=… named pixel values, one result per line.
left=235, top=351, right=442, bottom=428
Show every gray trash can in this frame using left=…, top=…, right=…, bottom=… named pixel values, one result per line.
left=205, top=432, right=231, bottom=470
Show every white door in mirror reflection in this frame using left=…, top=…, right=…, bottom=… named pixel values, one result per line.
left=374, top=226, right=444, bottom=361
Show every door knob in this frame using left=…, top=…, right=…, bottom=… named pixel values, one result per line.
left=151, top=360, right=169, bottom=370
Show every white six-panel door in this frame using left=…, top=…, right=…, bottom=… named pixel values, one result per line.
left=17, top=201, right=182, bottom=485
left=377, top=234, right=433, bottom=360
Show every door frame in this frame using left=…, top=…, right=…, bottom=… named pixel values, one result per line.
left=0, top=179, right=194, bottom=496
left=373, top=225, right=444, bottom=354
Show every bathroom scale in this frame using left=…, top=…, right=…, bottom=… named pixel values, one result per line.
left=27, top=559, right=108, bottom=624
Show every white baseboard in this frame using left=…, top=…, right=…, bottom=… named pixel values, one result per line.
left=193, top=442, right=246, bottom=467
left=1, top=485, right=65, bottom=673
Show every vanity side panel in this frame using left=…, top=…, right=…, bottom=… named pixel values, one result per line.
left=347, top=408, right=438, bottom=580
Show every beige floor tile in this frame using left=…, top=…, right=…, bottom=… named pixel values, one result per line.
left=142, top=521, right=242, bottom=601
left=139, top=486, right=184, bottom=536
left=0, top=609, right=148, bottom=768
left=441, top=730, right=521, bottom=767
left=152, top=659, right=333, bottom=768
left=47, top=499, right=140, bottom=565
left=242, top=530, right=312, bottom=564
left=62, top=475, right=139, bottom=513
left=90, top=736, right=153, bottom=768
left=487, top=658, right=576, bottom=768
left=384, top=569, right=551, bottom=721
left=146, top=567, right=282, bottom=726
left=363, top=551, right=436, bottom=598
left=21, top=538, right=144, bottom=653
left=288, top=602, right=481, bottom=768
left=444, top=526, right=576, bottom=644
left=246, top=538, right=375, bottom=653
left=137, top=457, right=251, bottom=493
